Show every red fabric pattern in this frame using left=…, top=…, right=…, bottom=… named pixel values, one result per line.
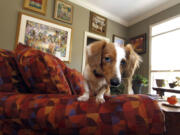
left=15, top=44, right=71, bottom=94
left=65, top=67, right=85, bottom=95
left=15, top=43, right=85, bottom=95
left=0, top=49, right=28, bottom=93
left=0, top=93, right=165, bottom=135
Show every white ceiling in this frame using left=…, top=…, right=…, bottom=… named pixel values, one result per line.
left=67, top=0, right=180, bottom=26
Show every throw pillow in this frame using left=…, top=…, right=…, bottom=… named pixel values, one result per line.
left=0, top=48, right=28, bottom=92
left=15, top=43, right=71, bottom=95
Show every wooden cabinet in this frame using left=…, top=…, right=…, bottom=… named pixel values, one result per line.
left=158, top=102, right=180, bottom=135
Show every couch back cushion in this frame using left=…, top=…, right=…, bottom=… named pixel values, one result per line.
left=64, top=67, right=85, bottom=95
left=15, top=44, right=72, bottom=95
left=0, top=49, right=28, bottom=92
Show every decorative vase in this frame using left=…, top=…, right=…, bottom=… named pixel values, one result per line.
left=156, top=79, right=165, bottom=87
left=132, top=83, right=143, bottom=94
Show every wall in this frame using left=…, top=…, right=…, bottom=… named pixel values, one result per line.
left=0, top=0, right=127, bottom=72
left=128, top=4, right=180, bottom=93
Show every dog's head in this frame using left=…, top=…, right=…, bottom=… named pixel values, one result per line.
left=86, top=41, right=141, bottom=86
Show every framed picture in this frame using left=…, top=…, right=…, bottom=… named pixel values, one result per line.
left=23, top=0, right=48, bottom=15
left=89, top=12, right=107, bottom=36
left=112, top=35, right=125, bottom=45
left=15, top=12, right=72, bottom=62
left=130, top=33, right=146, bottom=54
left=54, top=0, right=73, bottom=24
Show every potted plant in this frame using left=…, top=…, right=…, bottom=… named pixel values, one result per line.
left=132, top=74, right=148, bottom=94
left=156, top=79, right=165, bottom=87
left=175, top=77, right=180, bottom=86
left=169, top=77, right=180, bottom=88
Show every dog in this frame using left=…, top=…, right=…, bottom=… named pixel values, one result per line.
left=78, top=41, right=142, bottom=103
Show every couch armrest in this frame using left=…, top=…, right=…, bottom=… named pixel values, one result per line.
left=0, top=93, right=164, bottom=135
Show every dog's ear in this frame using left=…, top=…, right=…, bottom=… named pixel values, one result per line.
left=86, top=40, right=106, bottom=74
left=124, top=44, right=142, bottom=78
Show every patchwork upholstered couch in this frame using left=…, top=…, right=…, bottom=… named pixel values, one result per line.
left=0, top=44, right=165, bottom=135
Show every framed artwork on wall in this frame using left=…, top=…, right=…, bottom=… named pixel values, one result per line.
left=112, top=35, right=125, bottom=45
left=129, top=33, right=146, bottom=54
left=89, top=12, right=107, bottom=36
left=23, top=0, right=48, bottom=15
left=15, top=12, right=72, bottom=62
left=54, top=0, right=73, bottom=24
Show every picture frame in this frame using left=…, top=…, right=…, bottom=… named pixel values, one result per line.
left=54, top=0, right=73, bottom=24
left=112, top=35, right=125, bottom=45
left=15, top=12, right=72, bottom=62
left=129, top=33, right=146, bottom=54
left=89, top=12, right=107, bottom=36
left=23, top=0, right=48, bottom=15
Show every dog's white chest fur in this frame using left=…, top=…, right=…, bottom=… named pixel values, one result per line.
left=78, top=64, right=108, bottom=103
left=97, top=79, right=106, bottom=90
left=83, top=65, right=107, bottom=92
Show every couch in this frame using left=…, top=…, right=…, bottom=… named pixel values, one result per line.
left=0, top=44, right=165, bottom=135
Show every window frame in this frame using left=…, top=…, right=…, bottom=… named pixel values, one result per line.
left=149, top=14, right=180, bottom=94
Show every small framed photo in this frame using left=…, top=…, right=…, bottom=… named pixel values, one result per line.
left=130, top=33, right=146, bottom=54
left=15, top=12, right=72, bottom=62
left=54, top=0, right=73, bottom=24
left=89, top=12, right=107, bottom=36
left=23, top=0, right=47, bottom=15
left=112, top=35, right=125, bottom=45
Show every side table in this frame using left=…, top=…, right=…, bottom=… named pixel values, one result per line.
left=158, top=101, right=180, bottom=135
left=153, top=87, right=180, bottom=98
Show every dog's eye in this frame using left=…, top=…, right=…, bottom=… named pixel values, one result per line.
left=121, top=59, right=126, bottom=65
left=105, top=57, right=111, bottom=62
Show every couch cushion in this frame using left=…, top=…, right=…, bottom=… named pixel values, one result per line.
left=15, top=43, right=71, bottom=94
left=0, top=49, right=28, bottom=92
left=0, top=93, right=165, bottom=135
left=65, top=67, right=85, bottom=95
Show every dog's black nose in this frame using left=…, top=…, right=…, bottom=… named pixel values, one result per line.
left=110, top=78, right=120, bottom=86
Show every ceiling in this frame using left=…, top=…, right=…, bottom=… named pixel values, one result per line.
left=67, top=0, right=180, bottom=26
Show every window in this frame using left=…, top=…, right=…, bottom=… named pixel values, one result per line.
left=150, top=15, right=180, bottom=98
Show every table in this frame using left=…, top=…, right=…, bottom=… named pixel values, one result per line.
left=152, top=87, right=180, bottom=98
left=158, top=101, right=180, bottom=135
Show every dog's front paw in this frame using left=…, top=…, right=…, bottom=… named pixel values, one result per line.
left=78, top=95, right=89, bottom=102
left=105, top=91, right=111, bottom=97
left=96, top=96, right=105, bottom=103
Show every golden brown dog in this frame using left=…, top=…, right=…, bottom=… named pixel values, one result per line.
left=78, top=41, right=141, bottom=103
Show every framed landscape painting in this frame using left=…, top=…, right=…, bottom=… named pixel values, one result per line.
left=16, top=12, right=72, bottom=62
left=89, top=12, right=107, bottom=36
left=54, top=0, right=73, bottom=24
left=23, top=0, right=47, bottom=15
left=130, top=33, right=146, bottom=54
